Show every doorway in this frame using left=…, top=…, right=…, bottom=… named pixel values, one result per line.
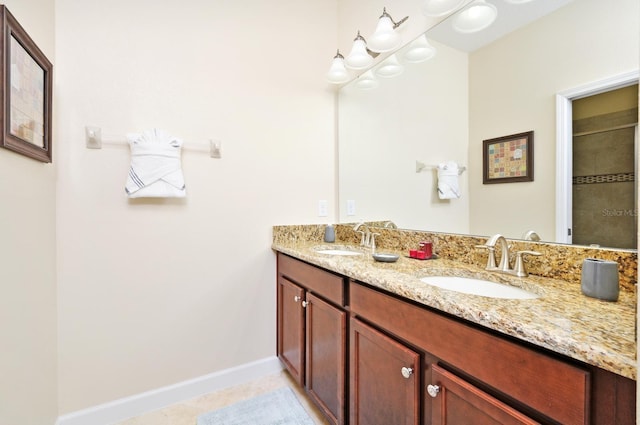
left=555, top=71, right=639, bottom=247
left=571, top=85, right=638, bottom=248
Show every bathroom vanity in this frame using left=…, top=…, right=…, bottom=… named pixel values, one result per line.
left=273, top=227, right=636, bottom=425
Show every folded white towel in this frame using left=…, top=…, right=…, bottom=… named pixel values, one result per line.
left=125, top=129, right=186, bottom=198
left=437, top=161, right=461, bottom=200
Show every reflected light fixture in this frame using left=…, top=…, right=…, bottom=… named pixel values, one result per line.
left=326, top=50, right=350, bottom=84
left=403, top=34, right=437, bottom=63
left=375, top=54, right=404, bottom=78
left=355, top=70, right=379, bottom=90
left=422, top=0, right=466, bottom=17
left=345, top=31, right=376, bottom=70
left=451, top=0, right=497, bottom=34
left=367, top=8, right=409, bottom=53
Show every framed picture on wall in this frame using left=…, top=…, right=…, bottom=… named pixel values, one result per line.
left=0, top=6, right=53, bottom=163
left=482, top=131, right=534, bottom=184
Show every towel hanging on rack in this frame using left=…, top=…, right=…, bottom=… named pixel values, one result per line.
left=437, top=161, right=461, bottom=200
left=125, top=129, right=186, bottom=198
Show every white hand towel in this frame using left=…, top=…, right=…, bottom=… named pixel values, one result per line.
left=125, top=129, right=186, bottom=198
left=437, top=161, right=461, bottom=199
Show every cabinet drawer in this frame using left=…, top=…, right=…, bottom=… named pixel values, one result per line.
left=278, top=254, right=345, bottom=306
left=350, top=282, right=590, bottom=425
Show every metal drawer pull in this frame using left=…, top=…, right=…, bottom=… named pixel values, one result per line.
left=294, top=296, right=301, bottom=302
left=401, top=367, right=414, bottom=379
left=427, top=384, right=440, bottom=398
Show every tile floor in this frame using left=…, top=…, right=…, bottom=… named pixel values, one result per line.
left=114, top=370, right=330, bottom=425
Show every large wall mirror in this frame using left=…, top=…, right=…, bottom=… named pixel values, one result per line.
left=338, top=0, right=639, bottom=249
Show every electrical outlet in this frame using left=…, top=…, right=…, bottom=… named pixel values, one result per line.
left=318, top=200, right=328, bottom=217
left=347, top=200, right=356, bottom=216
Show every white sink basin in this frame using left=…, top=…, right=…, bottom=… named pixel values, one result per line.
left=315, top=248, right=363, bottom=256
left=419, top=276, right=539, bottom=300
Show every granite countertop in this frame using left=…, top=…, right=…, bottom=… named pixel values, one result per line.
left=272, top=240, right=637, bottom=381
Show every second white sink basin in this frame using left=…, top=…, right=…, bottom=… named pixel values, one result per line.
left=419, top=276, right=539, bottom=299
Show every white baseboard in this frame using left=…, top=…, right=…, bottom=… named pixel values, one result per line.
left=56, top=356, right=283, bottom=425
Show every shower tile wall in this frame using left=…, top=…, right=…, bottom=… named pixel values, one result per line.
left=572, top=108, right=638, bottom=249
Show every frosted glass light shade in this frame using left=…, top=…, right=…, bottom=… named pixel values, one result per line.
left=452, top=0, right=497, bottom=33
left=326, top=52, right=350, bottom=84
left=404, top=35, right=437, bottom=63
left=422, top=0, right=466, bottom=17
left=345, top=36, right=374, bottom=69
left=355, top=71, right=379, bottom=90
left=368, top=16, right=402, bottom=53
left=375, top=54, right=403, bottom=78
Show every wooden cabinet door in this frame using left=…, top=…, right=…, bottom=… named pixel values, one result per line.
left=306, top=293, right=347, bottom=425
left=277, top=276, right=305, bottom=386
left=429, top=364, right=540, bottom=425
left=350, top=318, right=420, bottom=425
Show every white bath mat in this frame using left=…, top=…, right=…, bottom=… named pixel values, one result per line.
left=196, top=386, right=314, bottom=425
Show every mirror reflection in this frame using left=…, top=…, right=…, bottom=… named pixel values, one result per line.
left=338, top=0, right=639, bottom=249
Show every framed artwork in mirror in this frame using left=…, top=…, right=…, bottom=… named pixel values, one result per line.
left=0, top=6, right=53, bottom=163
left=483, top=131, right=533, bottom=184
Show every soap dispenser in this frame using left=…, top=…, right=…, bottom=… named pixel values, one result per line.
left=324, top=224, right=335, bottom=243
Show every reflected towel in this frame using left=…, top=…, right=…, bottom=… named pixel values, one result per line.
left=437, top=162, right=460, bottom=199
left=125, top=129, right=186, bottom=198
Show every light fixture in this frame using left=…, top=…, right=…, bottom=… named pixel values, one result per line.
left=345, top=31, right=375, bottom=70
left=367, top=8, right=409, bottom=53
left=326, top=50, right=350, bottom=84
left=451, top=0, right=497, bottom=34
left=421, top=0, right=466, bottom=17
left=403, top=34, right=437, bottom=63
left=375, top=54, right=403, bottom=78
left=355, top=70, right=379, bottom=90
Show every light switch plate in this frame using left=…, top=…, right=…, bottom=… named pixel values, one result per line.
left=318, top=200, right=328, bottom=217
left=347, top=200, right=356, bottom=216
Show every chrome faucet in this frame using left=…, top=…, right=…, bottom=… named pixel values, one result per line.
left=522, top=230, right=541, bottom=241
left=353, top=222, right=379, bottom=251
left=475, top=234, right=541, bottom=277
left=353, top=222, right=369, bottom=245
left=383, top=221, right=397, bottom=229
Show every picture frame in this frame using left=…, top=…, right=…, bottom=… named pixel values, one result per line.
left=482, top=131, right=533, bottom=184
left=0, top=6, right=53, bottom=163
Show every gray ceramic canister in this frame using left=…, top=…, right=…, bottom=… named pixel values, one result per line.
left=324, top=224, right=335, bottom=243
left=581, top=258, right=619, bottom=301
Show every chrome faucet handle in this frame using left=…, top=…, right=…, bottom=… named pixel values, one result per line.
left=356, top=230, right=366, bottom=246
left=475, top=245, right=497, bottom=269
left=513, top=250, right=542, bottom=277
left=370, top=233, right=381, bottom=252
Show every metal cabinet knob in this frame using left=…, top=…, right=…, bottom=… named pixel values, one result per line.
left=401, top=367, right=414, bottom=379
left=294, top=296, right=301, bottom=302
left=302, top=300, right=309, bottom=308
left=427, top=384, right=440, bottom=398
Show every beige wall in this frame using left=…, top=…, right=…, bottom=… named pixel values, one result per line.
left=468, top=0, right=639, bottom=240
left=0, top=1, right=57, bottom=425
left=55, top=0, right=337, bottom=413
